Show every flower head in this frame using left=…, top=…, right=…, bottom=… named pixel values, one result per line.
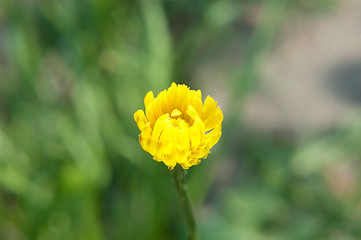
left=134, top=82, right=223, bottom=170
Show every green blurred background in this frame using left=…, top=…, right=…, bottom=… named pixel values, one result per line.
left=1, top=0, right=361, bottom=239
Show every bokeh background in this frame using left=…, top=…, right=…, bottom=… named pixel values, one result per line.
left=1, top=0, right=361, bottom=239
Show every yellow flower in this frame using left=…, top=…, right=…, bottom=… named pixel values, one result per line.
left=134, top=82, right=223, bottom=170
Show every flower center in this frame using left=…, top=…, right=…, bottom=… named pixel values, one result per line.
left=171, top=108, right=182, bottom=118
left=170, top=109, right=189, bottom=128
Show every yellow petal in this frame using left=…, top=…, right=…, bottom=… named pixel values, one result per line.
left=158, top=125, right=177, bottom=155
left=187, top=105, right=205, bottom=135
left=161, top=151, right=177, bottom=169
left=175, top=149, right=188, bottom=164
left=189, top=125, right=201, bottom=150
left=175, top=123, right=190, bottom=152
left=205, top=124, right=222, bottom=148
left=139, top=122, right=154, bottom=154
left=167, top=83, right=177, bottom=111
left=198, top=147, right=210, bottom=159
left=151, top=113, right=170, bottom=142
left=144, top=91, right=154, bottom=108
left=190, top=94, right=202, bottom=113
left=134, top=110, right=149, bottom=131
left=186, top=104, right=200, bottom=121
left=175, top=84, right=190, bottom=113
left=201, top=96, right=217, bottom=121
left=145, top=103, right=156, bottom=127
left=156, top=91, right=169, bottom=115
left=204, top=107, right=223, bottom=131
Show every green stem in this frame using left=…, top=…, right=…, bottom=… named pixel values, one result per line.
left=171, top=165, right=198, bottom=240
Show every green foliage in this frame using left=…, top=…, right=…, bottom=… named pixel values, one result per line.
left=1, top=0, right=359, bottom=239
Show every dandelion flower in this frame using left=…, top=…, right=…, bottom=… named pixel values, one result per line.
left=134, top=82, right=223, bottom=170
